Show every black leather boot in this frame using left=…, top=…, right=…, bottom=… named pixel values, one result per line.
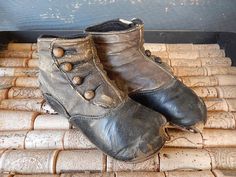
left=38, top=34, right=168, bottom=162
left=86, top=19, right=207, bottom=132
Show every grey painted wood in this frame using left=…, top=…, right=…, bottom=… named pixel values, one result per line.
left=0, top=0, right=236, bottom=32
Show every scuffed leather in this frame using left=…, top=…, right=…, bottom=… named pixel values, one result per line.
left=70, top=98, right=167, bottom=162
left=86, top=19, right=207, bottom=130
left=38, top=34, right=168, bottom=162
left=130, top=80, right=207, bottom=128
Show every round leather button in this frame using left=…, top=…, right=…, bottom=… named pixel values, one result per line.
left=154, top=56, right=162, bottom=64
left=61, top=62, right=73, bottom=72
left=145, top=50, right=151, bottom=57
left=84, top=90, right=95, bottom=100
left=72, top=76, right=82, bottom=85
left=53, top=47, right=64, bottom=58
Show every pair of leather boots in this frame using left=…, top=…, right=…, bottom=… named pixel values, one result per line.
left=38, top=19, right=207, bottom=162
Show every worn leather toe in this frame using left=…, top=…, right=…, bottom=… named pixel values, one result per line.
left=70, top=98, right=168, bottom=162
left=130, top=80, right=207, bottom=129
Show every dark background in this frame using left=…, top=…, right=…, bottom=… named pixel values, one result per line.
left=0, top=0, right=236, bottom=32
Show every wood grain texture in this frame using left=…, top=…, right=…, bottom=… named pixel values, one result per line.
left=0, top=149, right=59, bottom=174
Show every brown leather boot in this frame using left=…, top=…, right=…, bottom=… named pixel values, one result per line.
left=38, top=34, right=168, bottom=162
left=86, top=19, right=207, bottom=132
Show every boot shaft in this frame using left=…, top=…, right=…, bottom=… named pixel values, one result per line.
left=86, top=19, right=207, bottom=130
left=38, top=34, right=125, bottom=117
left=86, top=19, right=145, bottom=56
left=86, top=19, right=173, bottom=93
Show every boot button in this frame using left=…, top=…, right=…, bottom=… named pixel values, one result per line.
left=154, top=57, right=162, bottom=64
left=145, top=50, right=151, bottom=57
left=61, top=62, right=73, bottom=72
left=53, top=47, right=64, bottom=58
left=72, top=76, right=82, bottom=85
left=84, top=90, right=95, bottom=100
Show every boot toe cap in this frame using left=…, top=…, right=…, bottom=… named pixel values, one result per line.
left=70, top=98, right=168, bottom=162
left=130, top=80, right=207, bottom=129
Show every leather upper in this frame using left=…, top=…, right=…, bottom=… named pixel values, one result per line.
left=86, top=19, right=175, bottom=94
left=38, top=34, right=168, bottom=162
left=38, top=35, right=124, bottom=118
left=86, top=19, right=207, bottom=130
